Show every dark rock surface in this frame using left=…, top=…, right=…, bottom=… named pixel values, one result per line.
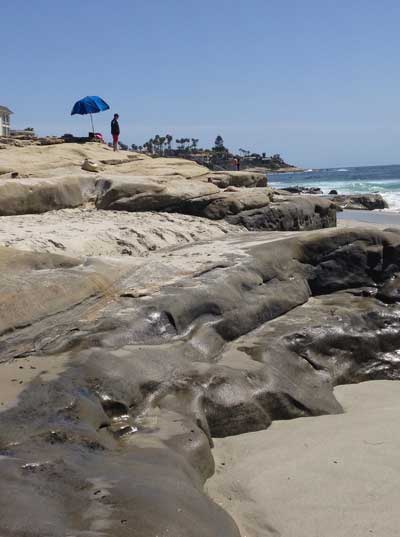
left=226, top=196, right=336, bottom=230
left=330, top=193, right=389, bottom=210
left=1, top=228, right=400, bottom=535
left=280, top=185, right=323, bottom=195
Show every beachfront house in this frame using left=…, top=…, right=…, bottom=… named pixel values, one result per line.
left=0, top=106, right=13, bottom=136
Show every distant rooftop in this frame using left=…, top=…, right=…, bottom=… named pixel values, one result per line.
left=0, top=106, right=13, bottom=114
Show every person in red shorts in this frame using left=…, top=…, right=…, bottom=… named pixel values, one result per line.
left=111, top=113, right=120, bottom=151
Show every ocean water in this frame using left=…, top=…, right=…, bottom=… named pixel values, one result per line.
left=268, top=165, right=400, bottom=212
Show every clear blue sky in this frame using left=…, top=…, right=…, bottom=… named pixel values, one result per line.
left=3, top=0, right=400, bottom=167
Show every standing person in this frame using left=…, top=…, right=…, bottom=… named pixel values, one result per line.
left=236, top=157, right=241, bottom=171
left=111, top=113, right=120, bottom=151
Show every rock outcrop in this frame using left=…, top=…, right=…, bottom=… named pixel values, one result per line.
left=95, top=175, right=220, bottom=211
left=0, top=208, right=241, bottom=258
left=1, top=227, right=400, bottom=536
left=330, top=193, right=388, bottom=210
left=95, top=178, right=337, bottom=229
left=0, top=143, right=338, bottom=231
left=0, top=176, right=86, bottom=216
left=207, top=170, right=267, bottom=188
left=0, top=245, right=130, bottom=335
left=3, top=141, right=400, bottom=536
left=227, top=195, right=336, bottom=230
left=0, top=142, right=210, bottom=179
left=94, top=175, right=259, bottom=215
left=280, top=185, right=323, bottom=195
left=274, top=189, right=389, bottom=211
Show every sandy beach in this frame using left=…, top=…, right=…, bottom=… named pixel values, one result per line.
left=338, top=209, right=400, bottom=228
left=0, top=354, right=69, bottom=412
left=205, top=210, right=400, bottom=537
left=207, top=380, right=400, bottom=537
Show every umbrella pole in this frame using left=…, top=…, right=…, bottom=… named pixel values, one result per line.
left=90, top=113, right=95, bottom=134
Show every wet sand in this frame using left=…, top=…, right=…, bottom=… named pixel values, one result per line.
left=338, top=209, right=400, bottom=228
left=0, top=354, right=69, bottom=411
left=207, top=380, right=400, bottom=537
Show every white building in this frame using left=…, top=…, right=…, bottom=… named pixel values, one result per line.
left=0, top=106, right=13, bottom=136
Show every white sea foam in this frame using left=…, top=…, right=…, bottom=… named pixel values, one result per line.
left=269, top=165, right=400, bottom=212
left=380, top=192, right=400, bottom=212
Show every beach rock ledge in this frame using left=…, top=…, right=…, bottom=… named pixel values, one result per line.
left=2, top=143, right=398, bottom=536
left=1, top=226, right=400, bottom=535
left=0, top=143, right=337, bottom=229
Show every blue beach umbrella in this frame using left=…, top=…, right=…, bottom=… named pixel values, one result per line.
left=71, top=95, right=110, bottom=134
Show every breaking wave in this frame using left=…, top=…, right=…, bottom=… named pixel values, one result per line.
left=269, top=165, right=400, bottom=212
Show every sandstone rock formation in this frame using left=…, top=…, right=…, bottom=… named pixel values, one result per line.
left=3, top=142, right=397, bottom=536
left=0, top=245, right=128, bottom=335
left=0, top=144, right=339, bottom=231
left=95, top=177, right=336, bottom=229
left=280, top=185, right=323, bottom=195
left=227, top=195, right=336, bottom=230
left=275, top=188, right=389, bottom=211
left=330, top=193, right=388, bottom=210
left=1, top=227, right=400, bottom=536
left=207, top=170, right=267, bottom=188
left=0, top=208, right=241, bottom=258
left=95, top=175, right=220, bottom=211
left=0, top=176, right=85, bottom=216
left=0, top=142, right=209, bottom=179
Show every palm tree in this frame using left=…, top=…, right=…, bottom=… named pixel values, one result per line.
left=213, top=135, right=225, bottom=151
left=165, top=134, right=173, bottom=151
left=144, top=139, right=154, bottom=154
left=159, top=136, right=166, bottom=155
left=191, top=138, right=199, bottom=151
left=153, top=135, right=161, bottom=154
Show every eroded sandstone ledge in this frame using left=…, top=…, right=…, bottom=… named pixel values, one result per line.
left=0, top=143, right=337, bottom=231
left=1, top=227, right=400, bottom=536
